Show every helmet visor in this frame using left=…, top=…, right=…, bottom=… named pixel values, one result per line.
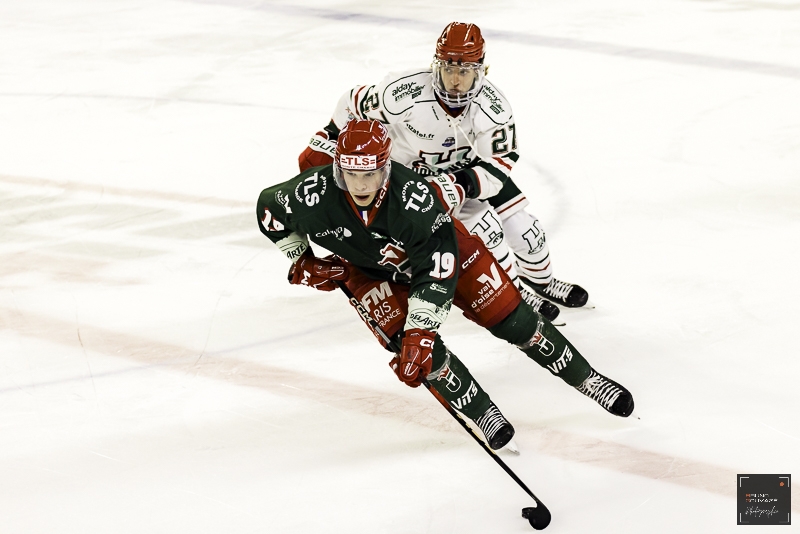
left=432, top=59, right=485, bottom=107
left=333, top=161, right=391, bottom=194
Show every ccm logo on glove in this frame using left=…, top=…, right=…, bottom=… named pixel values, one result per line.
left=391, top=328, right=435, bottom=388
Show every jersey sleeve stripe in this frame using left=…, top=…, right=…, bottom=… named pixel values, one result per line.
left=495, top=197, right=528, bottom=216
left=475, top=160, right=510, bottom=182
left=352, top=86, right=367, bottom=118
left=493, top=156, right=513, bottom=171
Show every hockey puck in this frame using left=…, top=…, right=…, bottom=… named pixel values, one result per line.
left=521, top=505, right=551, bottom=530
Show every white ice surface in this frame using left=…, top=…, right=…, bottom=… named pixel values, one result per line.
left=1, top=1, right=799, bottom=532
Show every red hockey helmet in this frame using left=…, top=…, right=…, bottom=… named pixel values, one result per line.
left=333, top=119, right=392, bottom=193
left=432, top=22, right=487, bottom=108
left=435, top=22, right=486, bottom=64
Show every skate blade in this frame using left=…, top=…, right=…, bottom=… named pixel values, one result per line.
left=501, top=439, right=520, bottom=455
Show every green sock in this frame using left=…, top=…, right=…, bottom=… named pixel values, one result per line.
left=427, top=344, right=492, bottom=420
left=488, top=303, right=592, bottom=387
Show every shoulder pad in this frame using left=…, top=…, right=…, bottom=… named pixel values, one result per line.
left=475, top=80, right=513, bottom=125
left=380, top=70, right=434, bottom=116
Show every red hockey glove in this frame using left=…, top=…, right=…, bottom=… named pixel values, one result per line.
left=288, top=251, right=349, bottom=292
left=429, top=173, right=466, bottom=215
left=298, top=131, right=336, bottom=172
left=390, top=329, right=435, bottom=388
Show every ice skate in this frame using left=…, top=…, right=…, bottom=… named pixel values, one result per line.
left=523, top=277, right=589, bottom=308
left=475, top=402, right=515, bottom=450
left=519, top=285, right=560, bottom=321
left=575, top=369, right=634, bottom=417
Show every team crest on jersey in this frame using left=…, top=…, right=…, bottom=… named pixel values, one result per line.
left=442, top=136, right=455, bottom=147
left=378, top=242, right=410, bottom=273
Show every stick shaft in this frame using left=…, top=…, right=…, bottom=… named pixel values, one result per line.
left=337, top=281, right=546, bottom=508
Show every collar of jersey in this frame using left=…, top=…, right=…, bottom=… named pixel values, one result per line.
left=344, top=181, right=390, bottom=227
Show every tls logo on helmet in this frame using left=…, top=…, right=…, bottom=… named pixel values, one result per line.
left=340, top=154, right=377, bottom=171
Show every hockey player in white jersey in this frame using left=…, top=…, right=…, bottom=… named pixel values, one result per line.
left=298, top=22, right=589, bottom=321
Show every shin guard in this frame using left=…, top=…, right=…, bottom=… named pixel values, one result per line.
left=489, top=302, right=592, bottom=387
left=427, top=347, right=492, bottom=421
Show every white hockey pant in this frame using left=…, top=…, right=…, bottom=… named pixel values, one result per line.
left=499, top=208, right=553, bottom=285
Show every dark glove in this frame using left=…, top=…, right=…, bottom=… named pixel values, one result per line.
left=390, top=328, right=435, bottom=388
left=288, top=250, right=349, bottom=292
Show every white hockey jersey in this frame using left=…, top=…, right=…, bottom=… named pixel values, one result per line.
left=327, top=69, right=519, bottom=201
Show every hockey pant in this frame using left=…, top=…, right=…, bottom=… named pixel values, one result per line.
left=343, top=220, right=590, bottom=420
left=460, top=177, right=554, bottom=286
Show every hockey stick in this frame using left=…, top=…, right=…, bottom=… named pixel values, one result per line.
left=337, top=281, right=551, bottom=530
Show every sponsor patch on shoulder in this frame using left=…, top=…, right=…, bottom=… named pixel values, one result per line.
left=429, top=283, right=449, bottom=294
left=401, top=181, right=434, bottom=213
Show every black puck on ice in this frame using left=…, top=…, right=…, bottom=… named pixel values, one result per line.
left=521, top=505, right=551, bottom=530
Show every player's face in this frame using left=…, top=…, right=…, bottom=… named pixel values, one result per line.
left=342, top=169, right=382, bottom=206
left=439, top=64, right=479, bottom=94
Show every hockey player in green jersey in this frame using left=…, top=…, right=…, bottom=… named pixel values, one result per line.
left=258, top=119, right=633, bottom=451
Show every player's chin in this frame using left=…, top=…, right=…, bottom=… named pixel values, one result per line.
left=352, top=194, right=374, bottom=206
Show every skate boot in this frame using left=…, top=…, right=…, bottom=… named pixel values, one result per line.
left=519, top=285, right=560, bottom=322
left=475, top=402, right=515, bottom=450
left=523, top=277, right=589, bottom=308
left=575, top=369, right=634, bottom=417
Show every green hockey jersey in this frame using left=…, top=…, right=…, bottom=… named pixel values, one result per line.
left=257, top=163, right=459, bottom=333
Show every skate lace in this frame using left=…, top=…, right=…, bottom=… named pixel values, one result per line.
left=476, top=404, right=507, bottom=441
left=519, top=286, right=545, bottom=312
left=544, top=279, right=573, bottom=300
left=577, top=371, right=621, bottom=409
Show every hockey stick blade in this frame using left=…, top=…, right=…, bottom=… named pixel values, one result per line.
left=522, top=505, right=552, bottom=530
